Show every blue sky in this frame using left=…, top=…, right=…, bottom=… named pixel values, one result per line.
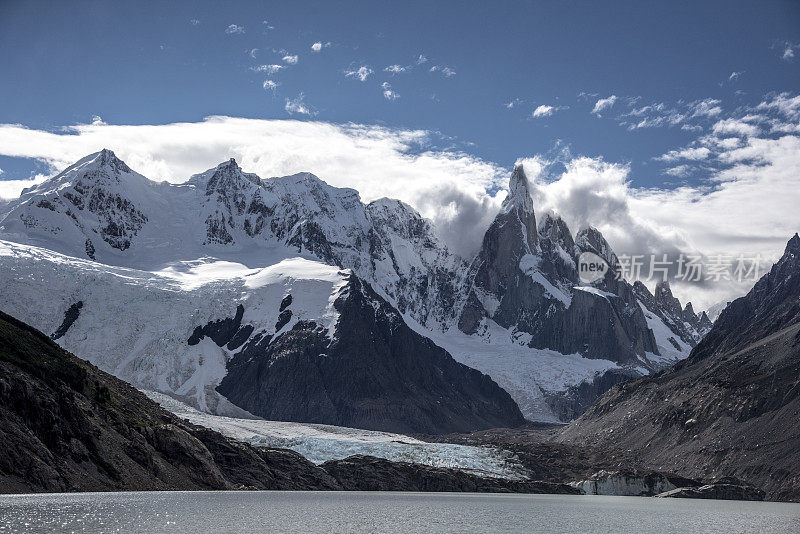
left=1, top=0, right=798, bottom=184
left=1, top=0, right=799, bottom=307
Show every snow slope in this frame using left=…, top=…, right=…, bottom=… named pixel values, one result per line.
left=0, top=239, right=348, bottom=413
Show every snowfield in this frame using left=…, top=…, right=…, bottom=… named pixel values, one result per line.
left=0, top=239, right=349, bottom=414
left=144, top=390, right=528, bottom=480
left=406, top=317, right=621, bottom=423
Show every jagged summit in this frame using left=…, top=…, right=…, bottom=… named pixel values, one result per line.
left=503, top=164, right=535, bottom=214
left=785, top=232, right=800, bottom=255
left=575, top=226, right=617, bottom=267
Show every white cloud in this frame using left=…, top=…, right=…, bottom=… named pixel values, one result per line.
left=782, top=42, right=797, bottom=61
left=429, top=65, right=456, bottom=77
left=284, top=94, right=315, bottom=116
left=691, top=98, right=722, bottom=118
left=381, top=82, right=399, bottom=101
left=591, top=95, right=617, bottom=116
left=91, top=115, right=106, bottom=126
left=663, top=164, right=691, bottom=177
left=712, top=118, right=760, bottom=137
left=728, top=71, right=743, bottom=81
left=311, top=41, right=330, bottom=52
left=249, top=48, right=259, bottom=59
left=656, top=146, right=711, bottom=162
left=505, top=98, right=522, bottom=109
left=262, top=80, right=278, bottom=92
left=757, top=92, right=800, bottom=120
left=189, top=19, right=200, bottom=26
left=225, top=24, right=245, bottom=34
left=345, top=66, right=373, bottom=82
left=383, top=64, right=407, bottom=74
left=282, top=55, right=298, bottom=64
left=252, top=64, right=284, bottom=74
left=532, top=105, right=554, bottom=118
left=416, top=54, right=428, bottom=64
left=0, top=174, right=49, bottom=200
left=262, top=20, right=274, bottom=30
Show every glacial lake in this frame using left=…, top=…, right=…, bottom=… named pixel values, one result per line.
left=1, top=491, right=799, bottom=533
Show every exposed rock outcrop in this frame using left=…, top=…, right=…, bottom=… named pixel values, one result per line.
left=0, top=309, right=341, bottom=493
left=558, top=234, right=800, bottom=502
left=321, top=455, right=581, bottom=494
left=218, top=276, right=526, bottom=434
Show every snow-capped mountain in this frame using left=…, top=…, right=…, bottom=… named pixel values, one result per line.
left=0, top=150, right=709, bottom=424
left=450, top=165, right=713, bottom=419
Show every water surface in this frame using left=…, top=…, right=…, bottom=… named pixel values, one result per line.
left=1, top=491, right=799, bottom=533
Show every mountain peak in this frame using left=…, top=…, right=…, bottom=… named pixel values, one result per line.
left=785, top=233, right=800, bottom=256
left=655, top=280, right=673, bottom=297
left=219, top=158, right=240, bottom=170
left=502, top=165, right=534, bottom=214
left=92, top=148, right=129, bottom=170
left=575, top=226, right=618, bottom=267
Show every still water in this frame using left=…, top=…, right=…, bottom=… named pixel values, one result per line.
left=1, top=491, right=799, bottom=533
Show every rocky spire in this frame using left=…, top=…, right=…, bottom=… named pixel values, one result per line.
left=575, top=226, right=618, bottom=267
left=785, top=232, right=800, bottom=256
left=499, top=164, right=537, bottom=253
left=503, top=164, right=535, bottom=215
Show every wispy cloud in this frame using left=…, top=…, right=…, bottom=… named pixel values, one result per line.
left=249, top=48, right=259, bottom=59
left=311, top=41, right=331, bottom=52
left=712, top=118, right=760, bottom=137
left=345, top=65, right=373, bottom=82
left=225, top=24, right=245, bottom=35
left=262, top=80, right=279, bottom=92
left=262, top=20, right=274, bottom=30
left=591, top=95, right=617, bottom=116
left=282, top=55, right=299, bottom=64
left=284, top=94, right=315, bottom=116
left=383, top=64, right=408, bottom=74
left=381, top=82, right=400, bottom=101
left=781, top=41, right=798, bottom=61
left=252, top=64, right=284, bottom=74
left=416, top=54, right=428, bottom=64
left=189, top=19, right=200, bottom=26
left=691, top=98, right=722, bottom=118
left=655, top=146, right=710, bottom=162
left=429, top=65, right=456, bottom=77
left=505, top=98, right=523, bottom=109
left=531, top=105, right=567, bottom=118
left=663, top=164, right=692, bottom=177
left=728, top=71, right=743, bottom=82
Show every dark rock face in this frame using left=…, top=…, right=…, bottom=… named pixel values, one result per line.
left=634, top=281, right=711, bottom=346
left=187, top=304, right=244, bottom=346
left=559, top=234, right=800, bottom=502
left=0, top=309, right=342, bottom=493
left=51, top=301, right=83, bottom=340
left=459, top=166, right=540, bottom=335
left=458, top=168, right=658, bottom=367
left=544, top=368, right=641, bottom=422
left=321, top=455, right=581, bottom=494
left=218, top=276, right=525, bottom=434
